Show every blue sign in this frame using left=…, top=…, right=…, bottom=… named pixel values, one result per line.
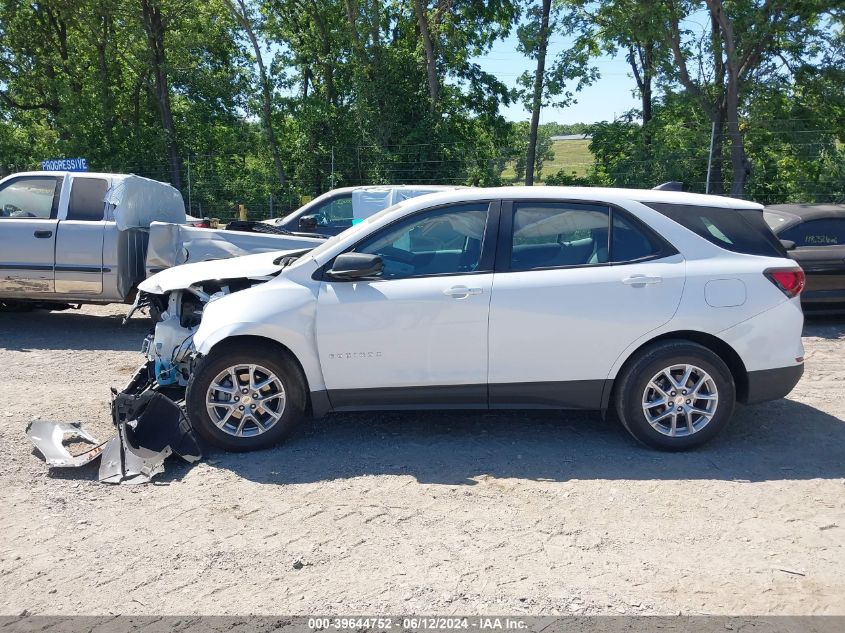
left=41, top=157, right=88, bottom=172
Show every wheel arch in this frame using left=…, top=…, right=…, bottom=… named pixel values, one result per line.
left=201, top=334, right=320, bottom=416
left=603, top=330, right=750, bottom=413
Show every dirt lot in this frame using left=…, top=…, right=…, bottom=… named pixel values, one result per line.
left=0, top=304, right=843, bottom=616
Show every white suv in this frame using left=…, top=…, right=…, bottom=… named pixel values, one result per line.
left=179, top=187, right=805, bottom=451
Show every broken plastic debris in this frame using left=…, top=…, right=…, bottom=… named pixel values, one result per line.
left=26, top=421, right=107, bottom=467
left=26, top=363, right=201, bottom=485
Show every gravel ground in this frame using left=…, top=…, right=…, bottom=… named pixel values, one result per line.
left=0, top=304, right=843, bottom=616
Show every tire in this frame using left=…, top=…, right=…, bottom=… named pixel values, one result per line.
left=186, top=341, right=306, bottom=452
left=614, top=340, right=736, bottom=451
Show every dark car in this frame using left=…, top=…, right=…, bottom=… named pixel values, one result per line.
left=764, top=203, right=845, bottom=315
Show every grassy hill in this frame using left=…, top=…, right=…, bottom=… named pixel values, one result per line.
left=501, top=138, right=594, bottom=184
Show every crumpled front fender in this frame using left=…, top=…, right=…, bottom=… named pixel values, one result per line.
left=193, top=281, right=325, bottom=392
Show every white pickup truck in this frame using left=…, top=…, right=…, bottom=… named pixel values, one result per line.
left=0, top=171, right=324, bottom=310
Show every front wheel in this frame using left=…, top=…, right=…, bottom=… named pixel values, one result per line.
left=614, top=340, right=736, bottom=450
left=186, top=342, right=306, bottom=452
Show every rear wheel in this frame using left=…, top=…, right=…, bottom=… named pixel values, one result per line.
left=186, top=342, right=306, bottom=451
left=614, top=340, right=736, bottom=450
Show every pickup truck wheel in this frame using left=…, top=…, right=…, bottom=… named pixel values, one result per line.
left=614, top=340, right=736, bottom=451
left=186, top=343, right=306, bottom=452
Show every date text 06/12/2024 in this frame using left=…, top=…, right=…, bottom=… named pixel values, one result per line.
left=307, top=617, right=529, bottom=630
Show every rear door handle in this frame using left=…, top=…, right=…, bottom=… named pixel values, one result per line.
left=622, top=275, right=662, bottom=286
left=443, top=285, right=482, bottom=298
left=33, top=230, right=53, bottom=238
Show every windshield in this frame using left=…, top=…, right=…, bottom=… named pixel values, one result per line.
left=304, top=201, right=408, bottom=260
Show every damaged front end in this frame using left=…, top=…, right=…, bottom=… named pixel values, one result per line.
left=27, top=249, right=310, bottom=483
left=127, top=249, right=308, bottom=389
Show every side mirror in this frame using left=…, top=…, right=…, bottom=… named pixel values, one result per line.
left=326, top=253, right=383, bottom=280
left=780, top=239, right=796, bottom=252
left=299, top=215, right=318, bottom=230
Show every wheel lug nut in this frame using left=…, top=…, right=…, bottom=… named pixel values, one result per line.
left=686, top=399, right=691, bottom=404
left=242, top=388, right=248, bottom=394
left=682, top=390, right=687, bottom=395
left=250, top=404, right=256, bottom=409
left=253, top=393, right=259, bottom=398
left=238, top=405, right=244, bottom=411
left=234, top=396, right=239, bottom=401
left=677, top=406, right=683, bottom=411
left=670, top=391, right=676, bottom=396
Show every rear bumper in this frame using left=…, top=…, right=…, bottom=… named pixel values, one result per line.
left=801, top=289, right=845, bottom=314
left=743, top=364, right=804, bottom=404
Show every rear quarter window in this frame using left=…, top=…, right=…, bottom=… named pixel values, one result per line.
left=68, top=178, right=108, bottom=221
left=780, top=219, right=845, bottom=247
left=644, top=202, right=786, bottom=258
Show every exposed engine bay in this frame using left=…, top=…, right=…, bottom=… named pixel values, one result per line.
left=127, top=248, right=310, bottom=390
left=132, top=279, right=255, bottom=388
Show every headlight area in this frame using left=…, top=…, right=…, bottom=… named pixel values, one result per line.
left=138, top=277, right=268, bottom=388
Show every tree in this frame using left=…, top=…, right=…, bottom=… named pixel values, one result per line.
left=517, top=0, right=597, bottom=186
left=138, top=0, right=183, bottom=188
left=223, top=0, right=287, bottom=188
left=661, top=0, right=838, bottom=196
left=523, top=0, right=551, bottom=186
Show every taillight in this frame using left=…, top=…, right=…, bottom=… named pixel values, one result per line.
left=764, top=268, right=805, bottom=298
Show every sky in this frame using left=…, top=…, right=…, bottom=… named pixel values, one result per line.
left=471, top=33, right=641, bottom=125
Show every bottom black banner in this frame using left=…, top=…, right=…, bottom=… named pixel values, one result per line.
left=1, top=616, right=843, bottom=633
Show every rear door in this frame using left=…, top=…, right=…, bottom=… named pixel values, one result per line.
left=487, top=199, right=685, bottom=409
left=0, top=175, right=62, bottom=294
left=54, top=176, right=109, bottom=295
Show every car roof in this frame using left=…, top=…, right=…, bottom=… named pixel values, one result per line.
left=766, top=203, right=845, bottom=222
left=319, top=184, right=463, bottom=194
left=370, top=186, right=764, bottom=210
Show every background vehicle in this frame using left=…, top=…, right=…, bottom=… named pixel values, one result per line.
left=161, top=187, right=805, bottom=452
left=0, top=171, right=324, bottom=310
left=0, top=171, right=182, bottom=310
left=765, top=203, right=845, bottom=315
left=263, top=185, right=464, bottom=236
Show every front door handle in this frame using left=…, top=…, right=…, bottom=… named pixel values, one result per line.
left=33, top=230, right=53, bottom=239
left=622, top=275, right=662, bottom=286
left=443, top=285, right=482, bottom=298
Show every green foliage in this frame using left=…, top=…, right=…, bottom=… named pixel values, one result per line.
left=0, top=0, right=842, bottom=214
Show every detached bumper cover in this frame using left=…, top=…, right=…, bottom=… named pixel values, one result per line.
left=26, top=364, right=201, bottom=484
left=744, top=364, right=804, bottom=404
left=25, top=421, right=106, bottom=467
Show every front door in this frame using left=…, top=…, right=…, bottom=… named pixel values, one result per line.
left=0, top=175, right=62, bottom=294
left=316, top=201, right=496, bottom=409
left=487, top=200, right=686, bottom=409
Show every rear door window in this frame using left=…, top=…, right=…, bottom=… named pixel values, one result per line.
left=644, top=203, right=786, bottom=257
left=67, top=178, right=108, bottom=221
left=780, top=219, right=845, bottom=247
left=510, top=202, right=610, bottom=270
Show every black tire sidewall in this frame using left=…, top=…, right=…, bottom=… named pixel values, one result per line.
left=186, top=343, right=306, bottom=452
left=616, top=342, right=736, bottom=450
